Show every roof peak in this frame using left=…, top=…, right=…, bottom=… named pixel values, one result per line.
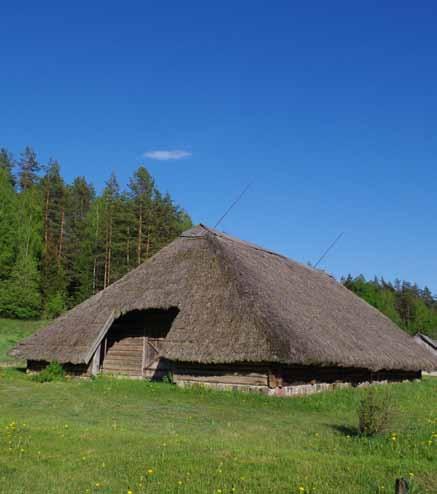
left=180, top=224, right=289, bottom=259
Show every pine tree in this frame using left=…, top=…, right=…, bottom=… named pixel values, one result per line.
left=0, top=146, right=194, bottom=318
left=0, top=185, right=42, bottom=318
left=151, top=191, right=186, bottom=255
left=0, top=148, right=15, bottom=186
left=101, top=173, right=124, bottom=288
left=40, top=160, right=68, bottom=315
left=0, top=251, right=42, bottom=318
left=0, top=169, right=18, bottom=280
left=128, top=166, right=155, bottom=265
left=18, top=146, right=40, bottom=190
left=65, top=177, right=95, bottom=305
left=87, top=197, right=105, bottom=294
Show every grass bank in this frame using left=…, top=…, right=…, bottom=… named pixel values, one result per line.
left=0, top=369, right=436, bottom=494
left=0, top=318, right=435, bottom=493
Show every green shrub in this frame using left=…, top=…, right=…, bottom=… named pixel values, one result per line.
left=32, top=361, right=65, bottom=383
left=358, top=387, right=394, bottom=436
left=162, top=371, right=174, bottom=384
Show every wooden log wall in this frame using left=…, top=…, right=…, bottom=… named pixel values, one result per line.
left=27, top=357, right=421, bottom=386
left=172, top=363, right=421, bottom=389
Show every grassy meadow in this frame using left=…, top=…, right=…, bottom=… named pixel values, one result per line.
left=0, top=319, right=436, bottom=494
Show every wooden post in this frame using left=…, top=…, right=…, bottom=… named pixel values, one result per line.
left=267, top=368, right=283, bottom=389
left=141, top=336, right=147, bottom=378
left=91, top=344, right=101, bottom=376
left=395, top=478, right=409, bottom=494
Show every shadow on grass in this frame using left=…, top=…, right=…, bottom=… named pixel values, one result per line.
left=328, top=424, right=360, bottom=437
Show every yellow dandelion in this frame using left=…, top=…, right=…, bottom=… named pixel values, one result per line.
left=298, top=487, right=305, bottom=493
left=95, top=483, right=101, bottom=488
left=178, top=480, right=183, bottom=485
left=147, top=469, right=154, bottom=474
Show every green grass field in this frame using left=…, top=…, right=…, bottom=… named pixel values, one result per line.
left=0, top=319, right=436, bottom=494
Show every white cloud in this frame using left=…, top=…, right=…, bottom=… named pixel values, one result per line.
left=143, top=150, right=192, bottom=161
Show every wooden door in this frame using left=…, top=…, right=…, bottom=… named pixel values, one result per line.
left=143, top=338, right=163, bottom=371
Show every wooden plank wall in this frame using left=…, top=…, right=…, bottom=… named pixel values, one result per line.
left=100, top=325, right=145, bottom=376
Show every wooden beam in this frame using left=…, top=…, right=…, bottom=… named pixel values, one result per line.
left=90, top=343, right=101, bottom=376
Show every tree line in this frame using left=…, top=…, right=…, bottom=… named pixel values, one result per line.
left=0, top=146, right=192, bottom=319
left=1, top=145, right=436, bottom=337
left=342, top=275, right=437, bottom=337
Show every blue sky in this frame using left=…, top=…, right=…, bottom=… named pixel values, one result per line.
left=1, top=2, right=437, bottom=291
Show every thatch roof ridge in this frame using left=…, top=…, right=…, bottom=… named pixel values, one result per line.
left=198, top=224, right=308, bottom=263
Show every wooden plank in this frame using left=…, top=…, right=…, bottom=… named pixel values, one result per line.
left=101, top=368, right=143, bottom=376
left=101, top=358, right=143, bottom=367
left=141, top=336, right=146, bottom=378
left=173, top=372, right=268, bottom=386
left=104, top=350, right=143, bottom=358
left=107, top=341, right=144, bottom=349
left=91, top=343, right=101, bottom=376
left=101, top=364, right=142, bottom=372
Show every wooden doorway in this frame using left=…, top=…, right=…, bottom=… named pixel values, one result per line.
left=100, top=308, right=178, bottom=378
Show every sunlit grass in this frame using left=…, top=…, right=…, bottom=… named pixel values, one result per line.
left=0, top=369, right=435, bottom=494
left=0, top=318, right=436, bottom=493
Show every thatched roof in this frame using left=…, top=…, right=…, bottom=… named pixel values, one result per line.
left=415, top=333, right=437, bottom=351
left=10, top=225, right=437, bottom=371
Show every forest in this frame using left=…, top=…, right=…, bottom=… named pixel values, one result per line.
left=0, top=146, right=191, bottom=319
left=342, top=275, right=437, bottom=337
left=1, top=146, right=436, bottom=338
